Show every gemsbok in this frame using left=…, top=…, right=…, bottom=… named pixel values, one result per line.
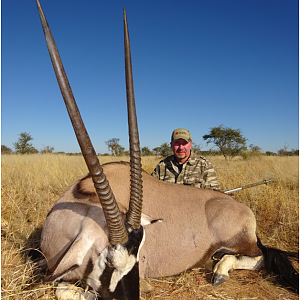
left=36, top=1, right=143, bottom=299
left=36, top=1, right=299, bottom=299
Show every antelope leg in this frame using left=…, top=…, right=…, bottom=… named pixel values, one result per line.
left=211, top=254, right=264, bottom=286
left=48, top=233, right=97, bottom=282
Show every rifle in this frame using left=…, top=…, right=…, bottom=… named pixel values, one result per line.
left=224, top=179, right=271, bottom=195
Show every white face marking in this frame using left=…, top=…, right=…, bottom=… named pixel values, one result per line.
left=137, top=228, right=145, bottom=262
left=86, top=229, right=146, bottom=294
left=86, top=248, right=108, bottom=291
left=109, top=244, right=137, bottom=292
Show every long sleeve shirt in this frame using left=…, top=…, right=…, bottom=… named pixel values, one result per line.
left=151, top=152, right=221, bottom=190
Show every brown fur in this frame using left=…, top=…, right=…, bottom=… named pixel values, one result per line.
left=41, top=161, right=261, bottom=280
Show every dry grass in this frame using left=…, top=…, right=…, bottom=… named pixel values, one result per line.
left=1, top=154, right=299, bottom=299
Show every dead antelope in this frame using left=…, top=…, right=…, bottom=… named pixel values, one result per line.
left=36, top=1, right=299, bottom=299
left=37, top=1, right=143, bottom=299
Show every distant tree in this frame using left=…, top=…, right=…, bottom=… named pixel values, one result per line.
left=40, top=145, right=54, bottom=154
left=265, top=151, right=277, bottom=156
left=203, top=125, right=247, bottom=160
left=141, top=146, right=153, bottom=156
left=277, top=147, right=299, bottom=156
left=291, top=149, right=299, bottom=156
left=105, top=138, right=121, bottom=156
left=240, top=144, right=262, bottom=160
left=123, top=150, right=130, bottom=156
left=249, top=144, right=262, bottom=154
left=105, top=138, right=125, bottom=156
left=116, top=145, right=126, bottom=156
left=152, top=143, right=172, bottom=158
left=278, top=143, right=289, bottom=156
left=67, top=152, right=82, bottom=156
left=278, top=149, right=286, bottom=156
left=152, top=147, right=161, bottom=156
left=192, top=143, right=201, bottom=155
left=13, top=132, right=38, bottom=154
left=1, top=145, right=13, bottom=154
left=201, top=150, right=219, bottom=156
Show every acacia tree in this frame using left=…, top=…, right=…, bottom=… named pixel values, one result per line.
left=105, top=138, right=125, bottom=156
left=13, top=132, right=38, bottom=154
left=203, top=125, right=247, bottom=160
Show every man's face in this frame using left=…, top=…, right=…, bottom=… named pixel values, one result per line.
left=171, top=138, right=193, bottom=164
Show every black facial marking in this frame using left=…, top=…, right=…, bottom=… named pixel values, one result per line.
left=113, top=261, right=140, bottom=299
left=97, top=225, right=144, bottom=300
left=123, top=223, right=144, bottom=256
left=82, top=258, right=94, bottom=282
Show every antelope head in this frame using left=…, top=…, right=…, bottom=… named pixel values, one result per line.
left=36, top=1, right=143, bottom=299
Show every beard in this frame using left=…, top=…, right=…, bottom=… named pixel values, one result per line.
left=174, top=150, right=189, bottom=162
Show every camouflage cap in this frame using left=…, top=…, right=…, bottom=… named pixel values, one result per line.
left=171, top=128, right=192, bottom=142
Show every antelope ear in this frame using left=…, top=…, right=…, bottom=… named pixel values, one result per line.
left=141, top=213, right=162, bottom=226
left=47, top=233, right=100, bottom=282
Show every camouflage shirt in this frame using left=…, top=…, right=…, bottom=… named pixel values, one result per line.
left=151, top=152, right=221, bottom=190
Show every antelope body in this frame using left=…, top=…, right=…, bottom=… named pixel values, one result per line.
left=36, top=1, right=298, bottom=298
left=42, top=162, right=260, bottom=281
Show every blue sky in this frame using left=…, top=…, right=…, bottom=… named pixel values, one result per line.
left=2, top=0, right=299, bottom=154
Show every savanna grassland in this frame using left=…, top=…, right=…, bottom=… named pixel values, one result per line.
left=1, top=154, right=299, bottom=299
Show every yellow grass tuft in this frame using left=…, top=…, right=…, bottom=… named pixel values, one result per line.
left=1, top=154, right=298, bottom=299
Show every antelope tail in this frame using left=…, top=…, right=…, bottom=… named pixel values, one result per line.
left=257, top=237, right=299, bottom=293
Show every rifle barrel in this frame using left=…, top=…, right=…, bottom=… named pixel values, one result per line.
left=224, top=179, right=271, bottom=194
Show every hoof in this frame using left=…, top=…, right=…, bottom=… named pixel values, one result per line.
left=211, top=273, right=229, bottom=286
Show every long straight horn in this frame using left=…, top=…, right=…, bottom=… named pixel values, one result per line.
left=36, top=0, right=128, bottom=245
left=123, top=8, right=143, bottom=229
